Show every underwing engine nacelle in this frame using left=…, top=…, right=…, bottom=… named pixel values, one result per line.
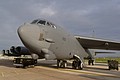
left=10, top=46, right=30, bottom=56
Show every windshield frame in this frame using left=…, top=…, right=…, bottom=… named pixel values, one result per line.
left=31, top=19, right=57, bottom=29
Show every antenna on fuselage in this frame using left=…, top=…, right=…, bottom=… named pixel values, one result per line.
left=92, top=26, right=95, bottom=38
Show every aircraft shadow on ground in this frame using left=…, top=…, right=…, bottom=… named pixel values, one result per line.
left=0, top=59, right=14, bottom=68
left=85, top=66, right=108, bottom=70
left=36, top=60, right=57, bottom=68
left=0, top=59, right=72, bottom=69
left=0, top=58, right=119, bottom=75
left=36, top=60, right=73, bottom=69
left=36, top=60, right=120, bottom=78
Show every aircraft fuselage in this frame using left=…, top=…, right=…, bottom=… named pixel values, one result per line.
left=18, top=19, right=88, bottom=61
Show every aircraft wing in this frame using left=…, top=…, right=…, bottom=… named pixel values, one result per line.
left=75, top=36, right=120, bottom=50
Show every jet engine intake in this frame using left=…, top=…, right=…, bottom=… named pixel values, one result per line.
left=10, top=46, right=30, bottom=55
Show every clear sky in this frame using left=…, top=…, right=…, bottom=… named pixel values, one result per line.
left=0, top=0, right=120, bottom=50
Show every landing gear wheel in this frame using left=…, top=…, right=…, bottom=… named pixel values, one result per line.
left=57, top=60, right=67, bottom=68
left=88, top=59, right=94, bottom=65
left=117, top=68, right=119, bottom=71
left=72, top=60, right=83, bottom=70
left=16, top=66, right=20, bottom=68
left=79, top=63, right=83, bottom=70
left=72, top=61, right=77, bottom=69
left=57, top=60, right=60, bottom=68
left=88, top=60, right=91, bottom=65
left=61, top=61, right=67, bottom=68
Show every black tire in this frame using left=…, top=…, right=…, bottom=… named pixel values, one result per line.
left=57, top=60, right=60, bottom=68
left=109, top=67, right=111, bottom=70
left=23, top=65, right=27, bottom=69
left=62, top=62, right=66, bottom=68
left=88, top=60, right=90, bottom=65
left=72, top=61, right=77, bottom=69
left=79, top=63, right=83, bottom=70
left=117, top=68, right=119, bottom=71
left=16, top=66, right=20, bottom=68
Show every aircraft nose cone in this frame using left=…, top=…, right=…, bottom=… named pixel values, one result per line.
left=18, top=25, right=24, bottom=36
left=17, top=23, right=42, bottom=44
left=18, top=23, right=30, bottom=36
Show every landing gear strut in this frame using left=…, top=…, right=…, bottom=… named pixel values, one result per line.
left=72, top=55, right=83, bottom=70
left=57, top=60, right=67, bottom=68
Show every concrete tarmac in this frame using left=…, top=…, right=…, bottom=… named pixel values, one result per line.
left=0, top=58, right=120, bottom=80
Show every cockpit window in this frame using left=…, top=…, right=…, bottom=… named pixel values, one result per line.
left=47, top=22, right=56, bottom=29
left=31, top=19, right=56, bottom=29
left=47, top=22, right=51, bottom=26
left=50, top=23, right=56, bottom=29
left=37, top=20, right=46, bottom=25
left=31, top=20, right=38, bottom=24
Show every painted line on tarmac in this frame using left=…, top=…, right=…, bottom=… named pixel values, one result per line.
left=60, top=69, right=120, bottom=78
left=14, top=71, right=19, bottom=75
left=1, top=72, right=4, bottom=77
left=35, top=66, right=120, bottom=78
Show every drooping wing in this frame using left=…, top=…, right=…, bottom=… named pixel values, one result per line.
left=75, top=36, right=120, bottom=50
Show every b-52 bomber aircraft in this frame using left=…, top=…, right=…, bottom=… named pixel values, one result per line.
left=17, top=18, right=120, bottom=69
